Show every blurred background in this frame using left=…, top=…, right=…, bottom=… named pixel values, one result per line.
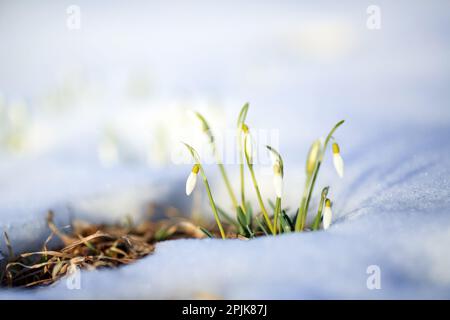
left=1, top=0, right=450, bottom=223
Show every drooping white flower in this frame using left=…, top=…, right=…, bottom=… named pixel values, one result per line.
left=267, top=146, right=284, bottom=198
left=186, top=164, right=200, bottom=195
left=273, top=165, right=283, bottom=198
left=322, top=198, right=332, bottom=230
left=332, top=142, right=344, bottom=178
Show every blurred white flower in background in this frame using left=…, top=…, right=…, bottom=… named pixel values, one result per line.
left=286, top=19, right=355, bottom=62
left=98, top=127, right=120, bottom=167
left=0, top=97, right=30, bottom=153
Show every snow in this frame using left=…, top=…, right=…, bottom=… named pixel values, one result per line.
left=1, top=0, right=450, bottom=299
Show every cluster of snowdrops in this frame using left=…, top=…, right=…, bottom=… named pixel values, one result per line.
left=183, top=103, right=345, bottom=239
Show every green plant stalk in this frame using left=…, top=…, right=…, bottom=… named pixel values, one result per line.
left=217, top=160, right=238, bottom=209
left=273, top=197, right=281, bottom=234
left=256, top=216, right=269, bottom=236
left=296, top=163, right=319, bottom=231
left=237, top=103, right=249, bottom=214
left=301, top=162, right=321, bottom=228
left=295, top=120, right=345, bottom=232
left=248, top=164, right=275, bottom=234
left=312, top=187, right=329, bottom=230
left=200, top=167, right=226, bottom=239
left=238, top=134, right=246, bottom=211
left=294, top=173, right=313, bottom=231
left=217, top=206, right=240, bottom=229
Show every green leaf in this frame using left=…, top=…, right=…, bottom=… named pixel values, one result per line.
left=237, top=206, right=248, bottom=229
left=217, top=206, right=239, bottom=228
left=256, top=216, right=269, bottom=236
left=245, top=201, right=253, bottom=226
left=279, top=212, right=292, bottom=233
left=268, top=199, right=276, bottom=210
left=245, top=225, right=255, bottom=238
left=193, top=111, right=214, bottom=144
left=199, top=227, right=214, bottom=238
left=181, top=142, right=201, bottom=163
left=237, top=102, right=250, bottom=127
left=283, top=211, right=295, bottom=230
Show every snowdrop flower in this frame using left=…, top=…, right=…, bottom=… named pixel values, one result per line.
left=306, top=139, right=321, bottom=175
left=332, top=142, right=344, bottom=178
left=186, top=164, right=200, bottom=195
left=267, top=146, right=284, bottom=198
left=322, top=198, right=332, bottom=230
left=273, top=164, right=283, bottom=198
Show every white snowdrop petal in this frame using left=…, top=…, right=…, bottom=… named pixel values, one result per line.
left=333, top=153, right=344, bottom=178
left=269, top=151, right=278, bottom=166
left=185, top=172, right=198, bottom=195
left=273, top=174, right=283, bottom=198
left=322, top=206, right=333, bottom=230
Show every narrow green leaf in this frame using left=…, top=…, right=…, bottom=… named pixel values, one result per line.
left=199, top=227, right=214, bottom=238
left=268, top=199, right=276, bottom=210
left=217, top=206, right=239, bottom=228
left=245, top=225, right=255, bottom=238
left=279, top=212, right=292, bottom=233
left=256, top=216, right=270, bottom=236
left=245, top=201, right=253, bottom=226
left=237, top=102, right=250, bottom=127
left=283, top=211, right=295, bottom=230
left=237, top=206, right=248, bottom=228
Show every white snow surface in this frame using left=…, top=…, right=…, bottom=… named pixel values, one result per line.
left=1, top=124, right=450, bottom=299
left=1, top=0, right=450, bottom=299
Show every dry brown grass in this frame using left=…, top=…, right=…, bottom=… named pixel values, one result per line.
left=0, top=209, right=234, bottom=289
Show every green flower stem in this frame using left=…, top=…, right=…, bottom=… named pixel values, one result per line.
left=199, top=167, right=226, bottom=239
left=217, top=161, right=238, bottom=209
left=296, top=163, right=320, bottom=231
left=273, top=197, right=281, bottom=234
left=248, top=164, right=275, bottom=234
left=238, top=134, right=246, bottom=212
left=295, top=174, right=313, bottom=231
left=236, top=103, right=249, bottom=214
left=312, top=186, right=329, bottom=230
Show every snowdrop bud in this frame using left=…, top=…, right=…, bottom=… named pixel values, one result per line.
left=243, top=128, right=253, bottom=163
left=186, top=164, right=200, bottom=196
left=322, top=199, right=332, bottom=230
left=273, top=164, right=283, bottom=198
left=332, top=142, right=344, bottom=178
left=306, top=139, right=321, bottom=174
